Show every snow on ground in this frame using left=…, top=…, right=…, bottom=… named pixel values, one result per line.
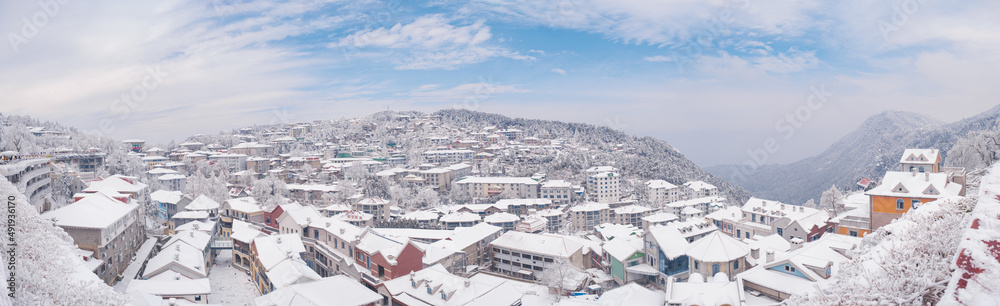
left=113, top=237, right=157, bottom=292
left=209, top=250, right=260, bottom=305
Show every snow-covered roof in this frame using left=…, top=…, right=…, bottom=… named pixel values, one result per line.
left=164, top=230, right=212, bottom=251
left=173, top=220, right=215, bottom=234
left=447, top=223, right=502, bottom=249
left=646, top=179, right=678, bottom=189
left=705, top=206, right=742, bottom=222
left=440, top=212, right=482, bottom=223
left=570, top=202, right=609, bottom=212
left=642, top=212, right=679, bottom=223
left=455, top=176, right=539, bottom=185
left=646, top=224, right=692, bottom=259
left=357, top=197, right=390, bottom=205
left=614, top=205, right=651, bottom=215
left=665, top=279, right=742, bottom=306
left=899, top=148, right=939, bottom=164
left=599, top=282, right=665, bottom=306
left=223, top=197, right=263, bottom=214
left=185, top=195, right=220, bottom=211
left=143, top=241, right=206, bottom=279
left=280, top=205, right=323, bottom=227
left=150, top=190, right=186, bottom=204
left=125, top=278, right=211, bottom=296
left=84, top=175, right=147, bottom=194
left=156, top=174, right=185, bottom=181
left=595, top=223, right=642, bottom=241
left=253, top=275, right=380, bottom=306
left=309, top=217, right=362, bottom=241
left=171, top=210, right=209, bottom=220
left=865, top=171, right=963, bottom=198
left=402, top=210, right=440, bottom=221
left=685, top=232, right=749, bottom=262
left=265, top=257, right=322, bottom=289
left=147, top=168, right=178, bottom=175
left=541, top=180, right=572, bottom=188
left=603, top=238, right=642, bottom=262
left=231, top=220, right=266, bottom=244
left=356, top=230, right=419, bottom=265
left=489, top=231, right=583, bottom=258
left=253, top=234, right=307, bottom=272
left=741, top=197, right=820, bottom=221
left=494, top=198, right=552, bottom=206
left=484, top=212, right=520, bottom=224
left=41, top=192, right=137, bottom=229
left=683, top=180, right=718, bottom=191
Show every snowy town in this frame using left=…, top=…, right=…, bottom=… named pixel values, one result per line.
left=2, top=110, right=998, bottom=305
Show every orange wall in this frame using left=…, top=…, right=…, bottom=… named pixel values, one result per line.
left=838, top=227, right=870, bottom=238
left=872, top=196, right=934, bottom=215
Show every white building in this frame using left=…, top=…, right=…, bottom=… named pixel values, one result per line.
left=454, top=176, right=540, bottom=199
left=157, top=174, right=187, bottom=191
left=422, top=149, right=474, bottom=165
left=208, top=153, right=248, bottom=171
left=540, top=180, right=573, bottom=205
left=489, top=231, right=586, bottom=282
left=646, top=179, right=682, bottom=206
left=683, top=181, right=719, bottom=199
left=587, top=170, right=621, bottom=203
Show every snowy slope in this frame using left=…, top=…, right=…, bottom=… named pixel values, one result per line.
left=0, top=177, right=129, bottom=305
left=435, top=109, right=752, bottom=204
left=709, top=105, right=1000, bottom=204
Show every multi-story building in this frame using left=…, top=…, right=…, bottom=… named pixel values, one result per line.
left=454, top=177, right=540, bottom=198
left=207, top=153, right=248, bottom=171
left=422, top=149, right=474, bottom=165
left=686, top=232, right=749, bottom=281
left=724, top=197, right=833, bottom=243
left=899, top=148, right=940, bottom=173
left=495, top=198, right=553, bottom=216
left=0, top=157, right=52, bottom=212
left=683, top=181, right=719, bottom=199
left=41, top=192, right=144, bottom=285
left=489, top=231, right=586, bottom=281
left=439, top=212, right=482, bottom=230
left=123, top=139, right=145, bottom=152
left=484, top=212, right=521, bottom=232
left=157, top=173, right=187, bottom=191
left=646, top=180, right=682, bottom=206
left=354, top=229, right=426, bottom=286
left=587, top=171, right=621, bottom=203
left=739, top=234, right=863, bottom=302
left=151, top=190, right=191, bottom=222
left=866, top=168, right=964, bottom=232
left=538, top=208, right=566, bottom=233
left=569, top=202, right=611, bottom=232
left=250, top=234, right=321, bottom=295
left=612, top=205, right=653, bottom=228
left=229, top=142, right=276, bottom=157
left=355, top=197, right=391, bottom=221
left=541, top=180, right=573, bottom=205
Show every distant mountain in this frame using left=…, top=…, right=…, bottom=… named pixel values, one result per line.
left=435, top=109, right=752, bottom=204
left=707, top=105, right=1000, bottom=204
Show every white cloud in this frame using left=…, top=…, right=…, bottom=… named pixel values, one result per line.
left=405, top=82, right=531, bottom=102
left=551, top=68, right=566, bottom=75
left=334, top=14, right=532, bottom=70
left=643, top=55, right=673, bottom=62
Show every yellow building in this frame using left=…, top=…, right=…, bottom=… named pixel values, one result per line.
left=866, top=149, right=965, bottom=232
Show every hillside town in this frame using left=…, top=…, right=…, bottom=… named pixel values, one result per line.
left=1, top=113, right=985, bottom=305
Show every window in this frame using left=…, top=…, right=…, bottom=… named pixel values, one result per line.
left=911, top=199, right=921, bottom=210
left=919, top=166, right=925, bottom=173
left=897, top=199, right=905, bottom=210
left=712, top=264, right=720, bottom=275
left=427, top=287, right=432, bottom=294
left=734, top=260, right=739, bottom=269
left=694, top=261, right=699, bottom=269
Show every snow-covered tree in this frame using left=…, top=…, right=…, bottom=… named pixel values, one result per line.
left=536, top=258, right=585, bottom=299
left=819, top=185, right=844, bottom=212
left=252, top=175, right=289, bottom=209
left=99, top=149, right=146, bottom=177
left=788, top=196, right=976, bottom=305
left=947, top=126, right=1000, bottom=171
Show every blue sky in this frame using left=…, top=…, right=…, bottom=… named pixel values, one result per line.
left=2, top=0, right=999, bottom=167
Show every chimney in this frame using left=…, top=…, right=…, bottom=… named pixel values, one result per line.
left=800, top=206, right=804, bottom=212
left=925, top=172, right=929, bottom=182
left=766, top=250, right=774, bottom=263
left=190, top=231, right=194, bottom=237
left=751, top=247, right=760, bottom=259
left=465, top=280, right=471, bottom=288
left=174, top=254, right=180, bottom=261
left=277, top=237, right=283, bottom=244
left=912, top=169, right=917, bottom=177
left=326, top=221, right=332, bottom=227
left=340, top=228, right=346, bottom=235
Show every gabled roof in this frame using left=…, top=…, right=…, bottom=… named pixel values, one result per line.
left=646, top=179, right=678, bottom=189
left=866, top=171, right=963, bottom=198
left=646, top=225, right=691, bottom=259
left=254, top=275, right=380, bottom=306
left=125, top=278, right=211, bottom=296
left=253, top=234, right=307, bottom=271
left=685, top=231, right=749, bottom=262
left=41, top=192, right=137, bottom=229
left=185, top=195, right=220, bottom=211
left=899, top=148, right=939, bottom=164
left=489, top=231, right=583, bottom=258
left=356, top=229, right=423, bottom=265
left=143, top=241, right=206, bottom=279
left=223, top=197, right=264, bottom=214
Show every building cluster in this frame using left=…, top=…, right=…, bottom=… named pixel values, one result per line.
left=10, top=115, right=971, bottom=305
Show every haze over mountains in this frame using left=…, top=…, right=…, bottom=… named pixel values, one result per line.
left=707, top=104, right=1000, bottom=205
